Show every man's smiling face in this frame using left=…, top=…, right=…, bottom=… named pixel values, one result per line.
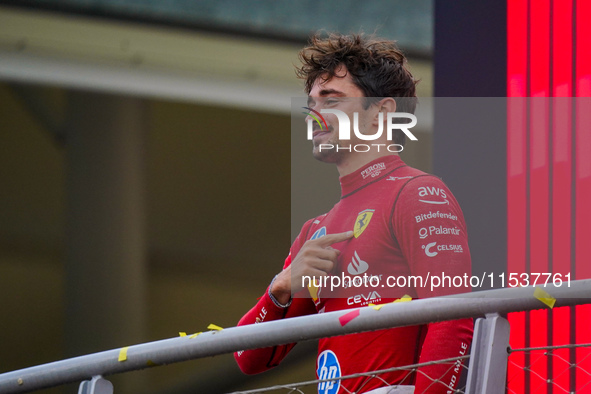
left=306, top=65, right=374, bottom=165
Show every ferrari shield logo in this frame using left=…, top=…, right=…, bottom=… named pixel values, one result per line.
left=354, top=209, right=374, bottom=238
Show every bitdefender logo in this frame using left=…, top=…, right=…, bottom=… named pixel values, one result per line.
left=304, top=108, right=418, bottom=153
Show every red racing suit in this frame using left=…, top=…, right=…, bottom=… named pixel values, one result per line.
left=235, top=155, right=473, bottom=394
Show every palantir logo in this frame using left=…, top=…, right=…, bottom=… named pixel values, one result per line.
left=317, top=350, right=341, bottom=394
left=419, top=227, right=428, bottom=239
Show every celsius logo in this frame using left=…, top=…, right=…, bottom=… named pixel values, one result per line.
left=317, top=350, right=341, bottom=394
left=311, top=226, right=327, bottom=240
left=347, top=251, right=369, bottom=275
left=423, top=242, right=438, bottom=257
left=423, top=242, right=464, bottom=257
left=418, top=186, right=449, bottom=205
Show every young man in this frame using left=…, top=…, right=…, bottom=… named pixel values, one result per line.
left=235, top=33, right=473, bottom=394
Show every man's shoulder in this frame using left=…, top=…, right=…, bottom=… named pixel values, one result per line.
left=382, top=165, right=459, bottom=211
left=299, top=213, right=329, bottom=238
left=382, top=164, right=442, bottom=190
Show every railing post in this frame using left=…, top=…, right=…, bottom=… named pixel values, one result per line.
left=78, top=376, right=113, bottom=394
left=465, top=313, right=510, bottom=394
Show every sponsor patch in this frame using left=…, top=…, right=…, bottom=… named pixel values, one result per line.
left=361, top=162, right=386, bottom=179
left=415, top=211, right=458, bottom=223
left=347, top=291, right=381, bottom=306
left=424, top=241, right=438, bottom=257
left=347, top=251, right=369, bottom=275
left=387, top=175, right=413, bottom=181
left=422, top=242, right=464, bottom=257
left=311, top=226, right=327, bottom=240
left=317, top=350, right=341, bottom=394
left=354, top=209, right=374, bottom=238
left=418, top=186, right=449, bottom=205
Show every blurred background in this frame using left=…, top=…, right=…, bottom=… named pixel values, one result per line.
left=2, top=1, right=589, bottom=393
left=0, top=1, right=433, bottom=393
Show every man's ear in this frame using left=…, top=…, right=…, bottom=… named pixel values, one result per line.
left=372, top=98, right=397, bottom=125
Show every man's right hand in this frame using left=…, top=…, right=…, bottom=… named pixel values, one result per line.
left=270, top=231, right=354, bottom=304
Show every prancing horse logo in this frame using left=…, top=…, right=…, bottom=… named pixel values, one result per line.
left=354, top=209, right=374, bottom=238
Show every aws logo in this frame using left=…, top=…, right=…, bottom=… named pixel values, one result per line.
left=418, top=186, right=449, bottom=205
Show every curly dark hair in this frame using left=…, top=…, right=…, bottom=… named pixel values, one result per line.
left=296, top=33, right=418, bottom=146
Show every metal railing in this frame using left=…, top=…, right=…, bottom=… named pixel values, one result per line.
left=226, top=355, right=472, bottom=393
left=0, top=280, right=589, bottom=394
left=507, top=343, right=591, bottom=393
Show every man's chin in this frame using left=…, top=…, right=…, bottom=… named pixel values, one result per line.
left=312, top=145, right=341, bottom=163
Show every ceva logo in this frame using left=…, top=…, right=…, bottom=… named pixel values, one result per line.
left=304, top=107, right=418, bottom=153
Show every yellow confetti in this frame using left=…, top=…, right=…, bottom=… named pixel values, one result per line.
left=534, top=287, right=556, bottom=309
left=370, top=295, right=412, bottom=311
left=146, top=360, right=160, bottom=367
left=118, top=347, right=128, bottom=362
left=393, top=295, right=413, bottom=303
left=179, top=332, right=187, bottom=337
left=207, top=324, right=223, bottom=331
left=189, top=332, right=202, bottom=339
left=308, top=284, right=319, bottom=303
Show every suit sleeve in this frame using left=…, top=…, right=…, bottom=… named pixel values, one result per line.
left=392, top=176, right=473, bottom=393
left=234, top=223, right=318, bottom=374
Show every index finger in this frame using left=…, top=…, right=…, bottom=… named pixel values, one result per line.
left=315, top=231, right=354, bottom=247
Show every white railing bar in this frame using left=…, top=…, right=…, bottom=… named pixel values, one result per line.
left=0, top=280, right=589, bottom=393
